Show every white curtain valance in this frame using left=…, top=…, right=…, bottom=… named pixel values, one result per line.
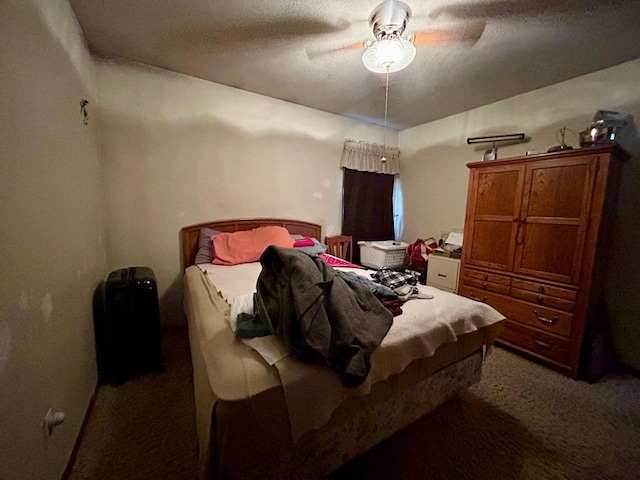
left=340, top=139, right=400, bottom=175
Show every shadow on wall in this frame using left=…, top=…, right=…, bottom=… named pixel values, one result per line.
left=99, top=107, right=347, bottom=329
left=604, top=116, right=640, bottom=368
left=159, top=272, right=183, bottom=327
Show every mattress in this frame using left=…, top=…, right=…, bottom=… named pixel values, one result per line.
left=184, top=264, right=504, bottom=479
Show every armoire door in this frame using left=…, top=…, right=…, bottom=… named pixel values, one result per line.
left=463, top=164, right=525, bottom=271
left=513, top=156, right=598, bottom=284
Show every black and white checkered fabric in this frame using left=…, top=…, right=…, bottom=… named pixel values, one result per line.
left=370, top=268, right=418, bottom=290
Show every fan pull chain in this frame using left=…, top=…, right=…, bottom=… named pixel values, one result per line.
left=382, top=69, right=389, bottom=162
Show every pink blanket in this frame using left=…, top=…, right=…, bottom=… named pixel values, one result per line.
left=318, top=253, right=362, bottom=269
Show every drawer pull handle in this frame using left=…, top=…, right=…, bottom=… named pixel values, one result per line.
left=437, top=273, right=447, bottom=278
left=482, top=282, right=488, bottom=289
left=534, top=339, right=552, bottom=349
left=533, top=309, right=559, bottom=326
left=538, top=286, right=545, bottom=293
left=483, top=275, right=488, bottom=281
left=537, top=295, right=543, bottom=303
left=468, top=292, right=488, bottom=302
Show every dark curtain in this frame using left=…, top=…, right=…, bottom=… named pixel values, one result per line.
left=342, top=168, right=395, bottom=265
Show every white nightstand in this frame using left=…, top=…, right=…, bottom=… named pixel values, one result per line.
left=426, top=255, right=461, bottom=293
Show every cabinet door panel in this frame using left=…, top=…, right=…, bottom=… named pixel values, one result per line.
left=463, top=166, right=524, bottom=271
left=514, top=157, right=597, bottom=284
left=519, top=223, right=579, bottom=279
left=526, top=163, right=593, bottom=218
left=468, top=220, right=514, bottom=270
left=475, top=170, right=521, bottom=215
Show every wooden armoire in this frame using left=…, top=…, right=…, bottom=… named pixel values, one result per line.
left=458, top=144, right=629, bottom=378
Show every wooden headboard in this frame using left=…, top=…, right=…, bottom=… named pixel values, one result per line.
left=181, top=218, right=322, bottom=269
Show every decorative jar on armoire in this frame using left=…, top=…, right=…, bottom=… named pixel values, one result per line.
left=457, top=144, right=629, bottom=379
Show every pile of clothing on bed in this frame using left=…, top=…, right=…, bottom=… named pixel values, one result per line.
left=236, top=245, right=433, bottom=387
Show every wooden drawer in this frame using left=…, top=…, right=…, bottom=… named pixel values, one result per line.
left=510, top=287, right=575, bottom=312
left=462, top=276, right=510, bottom=295
left=511, top=278, right=577, bottom=301
left=427, top=256, right=460, bottom=292
left=459, top=285, right=573, bottom=337
left=498, top=320, right=570, bottom=366
left=459, top=284, right=494, bottom=303
left=463, top=268, right=511, bottom=286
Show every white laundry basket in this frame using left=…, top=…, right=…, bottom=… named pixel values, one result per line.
left=358, top=241, right=408, bottom=269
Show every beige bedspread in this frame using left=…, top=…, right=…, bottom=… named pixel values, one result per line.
left=194, top=263, right=505, bottom=441
left=184, top=265, right=505, bottom=479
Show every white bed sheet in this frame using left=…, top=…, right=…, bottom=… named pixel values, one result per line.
left=198, top=262, right=292, bottom=365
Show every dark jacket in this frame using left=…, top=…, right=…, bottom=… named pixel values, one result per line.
left=252, top=246, right=393, bottom=387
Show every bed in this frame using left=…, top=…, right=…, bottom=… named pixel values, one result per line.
left=181, top=218, right=505, bottom=479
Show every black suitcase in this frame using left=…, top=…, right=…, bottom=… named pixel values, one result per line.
left=93, top=266, right=163, bottom=384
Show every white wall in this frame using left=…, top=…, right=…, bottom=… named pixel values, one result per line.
left=0, top=1, right=107, bottom=478
left=399, top=59, right=640, bottom=369
left=95, top=58, right=395, bottom=327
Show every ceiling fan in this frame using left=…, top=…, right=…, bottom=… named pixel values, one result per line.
left=307, top=0, right=486, bottom=72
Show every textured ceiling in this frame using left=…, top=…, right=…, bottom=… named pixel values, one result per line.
left=70, top=0, right=640, bottom=130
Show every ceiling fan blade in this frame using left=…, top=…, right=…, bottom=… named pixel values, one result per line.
left=428, top=0, right=595, bottom=22
left=411, top=20, right=486, bottom=47
left=306, top=41, right=366, bottom=61
left=234, top=17, right=351, bottom=41
left=166, top=18, right=351, bottom=53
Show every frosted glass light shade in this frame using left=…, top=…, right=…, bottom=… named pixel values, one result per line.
left=362, top=37, right=416, bottom=73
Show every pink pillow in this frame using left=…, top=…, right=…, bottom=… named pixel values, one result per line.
left=212, top=226, right=294, bottom=266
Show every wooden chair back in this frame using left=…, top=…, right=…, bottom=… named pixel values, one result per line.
left=324, top=235, right=353, bottom=262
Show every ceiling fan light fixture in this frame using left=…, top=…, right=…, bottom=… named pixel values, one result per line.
left=362, top=37, right=416, bottom=73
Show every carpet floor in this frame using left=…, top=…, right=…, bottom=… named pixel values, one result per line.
left=68, top=328, right=640, bottom=480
